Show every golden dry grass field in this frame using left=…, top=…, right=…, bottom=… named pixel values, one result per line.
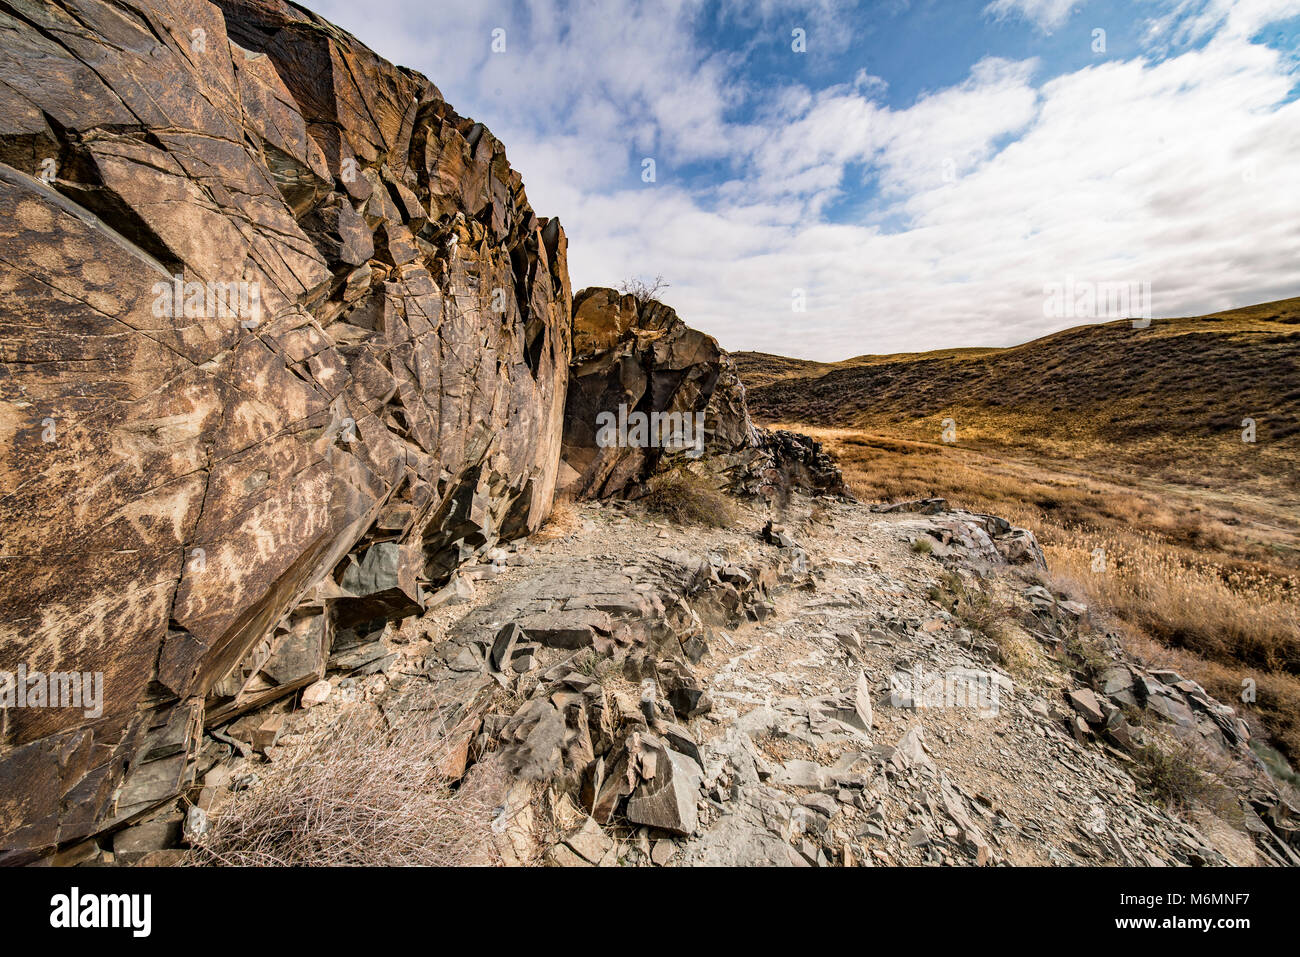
left=738, top=298, right=1300, bottom=764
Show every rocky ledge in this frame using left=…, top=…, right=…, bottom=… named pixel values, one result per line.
left=75, top=493, right=1299, bottom=867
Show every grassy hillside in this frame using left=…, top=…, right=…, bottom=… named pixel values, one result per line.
left=733, top=345, right=998, bottom=387
left=743, top=297, right=1300, bottom=763
left=747, top=299, right=1300, bottom=499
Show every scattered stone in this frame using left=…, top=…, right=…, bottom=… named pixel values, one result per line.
left=626, top=743, right=704, bottom=836
left=801, top=793, right=840, bottom=818
left=490, top=623, right=523, bottom=672
left=182, top=806, right=210, bottom=846
left=300, top=679, right=332, bottom=708
left=1067, top=688, right=1105, bottom=725
left=548, top=843, right=592, bottom=867
left=112, top=817, right=182, bottom=864
left=565, top=817, right=614, bottom=865
left=651, top=840, right=678, bottom=866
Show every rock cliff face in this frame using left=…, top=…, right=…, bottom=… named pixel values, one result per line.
left=560, top=287, right=846, bottom=500
left=560, top=288, right=758, bottom=498
left=0, top=0, right=570, bottom=860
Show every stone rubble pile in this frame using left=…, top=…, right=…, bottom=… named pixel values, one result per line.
left=502, top=498, right=1294, bottom=869
left=878, top=499, right=1047, bottom=568
left=64, top=493, right=1300, bottom=868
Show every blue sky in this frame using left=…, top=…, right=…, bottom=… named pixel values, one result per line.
left=307, top=0, right=1300, bottom=359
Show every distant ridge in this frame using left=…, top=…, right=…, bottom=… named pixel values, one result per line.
left=738, top=296, right=1300, bottom=489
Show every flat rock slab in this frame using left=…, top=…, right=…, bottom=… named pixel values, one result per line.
left=1067, top=688, right=1105, bottom=725
left=626, top=748, right=703, bottom=836
left=517, top=610, right=613, bottom=649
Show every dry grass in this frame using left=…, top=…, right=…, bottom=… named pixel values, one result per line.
left=190, top=708, right=508, bottom=866
left=535, top=494, right=583, bottom=542
left=1129, top=742, right=1214, bottom=810
left=927, top=569, right=1036, bottom=675
left=1047, top=532, right=1300, bottom=762
left=988, top=620, right=1040, bottom=677
left=743, top=297, right=1300, bottom=503
left=1047, top=533, right=1299, bottom=674
left=640, top=466, right=739, bottom=527
left=928, top=571, right=998, bottom=636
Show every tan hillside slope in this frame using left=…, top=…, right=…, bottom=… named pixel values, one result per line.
left=745, top=297, right=1300, bottom=500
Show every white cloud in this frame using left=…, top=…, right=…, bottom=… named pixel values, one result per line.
left=1145, top=0, right=1300, bottom=44
left=983, top=0, right=1079, bottom=33
left=565, top=37, right=1300, bottom=360
left=303, top=0, right=1300, bottom=360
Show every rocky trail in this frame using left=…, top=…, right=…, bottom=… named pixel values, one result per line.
left=104, top=492, right=1298, bottom=868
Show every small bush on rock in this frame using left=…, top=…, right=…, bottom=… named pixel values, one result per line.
left=641, top=468, right=738, bottom=528
left=190, top=709, right=507, bottom=866
left=1130, top=742, right=1210, bottom=809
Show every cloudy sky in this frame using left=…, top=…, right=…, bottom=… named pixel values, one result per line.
left=306, top=0, right=1300, bottom=359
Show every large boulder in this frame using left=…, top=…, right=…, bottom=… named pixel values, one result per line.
left=0, top=0, right=570, bottom=860
left=560, top=288, right=758, bottom=498
left=560, top=288, right=846, bottom=500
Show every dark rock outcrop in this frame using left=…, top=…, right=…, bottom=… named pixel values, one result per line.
left=0, top=0, right=570, bottom=860
left=560, top=288, right=756, bottom=497
left=559, top=287, right=847, bottom=501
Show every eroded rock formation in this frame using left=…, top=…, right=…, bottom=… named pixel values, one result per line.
left=560, top=288, right=755, bottom=497
left=0, top=0, right=847, bottom=863
left=0, top=0, right=570, bottom=860
left=560, top=287, right=847, bottom=500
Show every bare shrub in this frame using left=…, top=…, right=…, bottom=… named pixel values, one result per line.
left=1130, top=741, right=1212, bottom=810
left=928, top=571, right=999, bottom=637
left=617, top=274, right=670, bottom=306
left=190, top=708, right=508, bottom=866
left=986, top=620, right=1038, bottom=677
left=640, top=467, right=738, bottom=527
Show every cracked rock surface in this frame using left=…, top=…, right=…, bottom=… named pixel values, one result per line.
left=559, top=287, right=848, bottom=502
left=0, top=0, right=569, bottom=859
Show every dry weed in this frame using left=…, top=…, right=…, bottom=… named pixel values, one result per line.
left=190, top=708, right=508, bottom=866
left=640, top=467, right=739, bottom=527
left=535, top=494, right=582, bottom=542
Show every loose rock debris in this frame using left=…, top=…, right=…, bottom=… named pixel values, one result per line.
left=90, top=496, right=1299, bottom=867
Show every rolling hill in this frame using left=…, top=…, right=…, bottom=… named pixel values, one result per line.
left=739, top=298, right=1300, bottom=500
